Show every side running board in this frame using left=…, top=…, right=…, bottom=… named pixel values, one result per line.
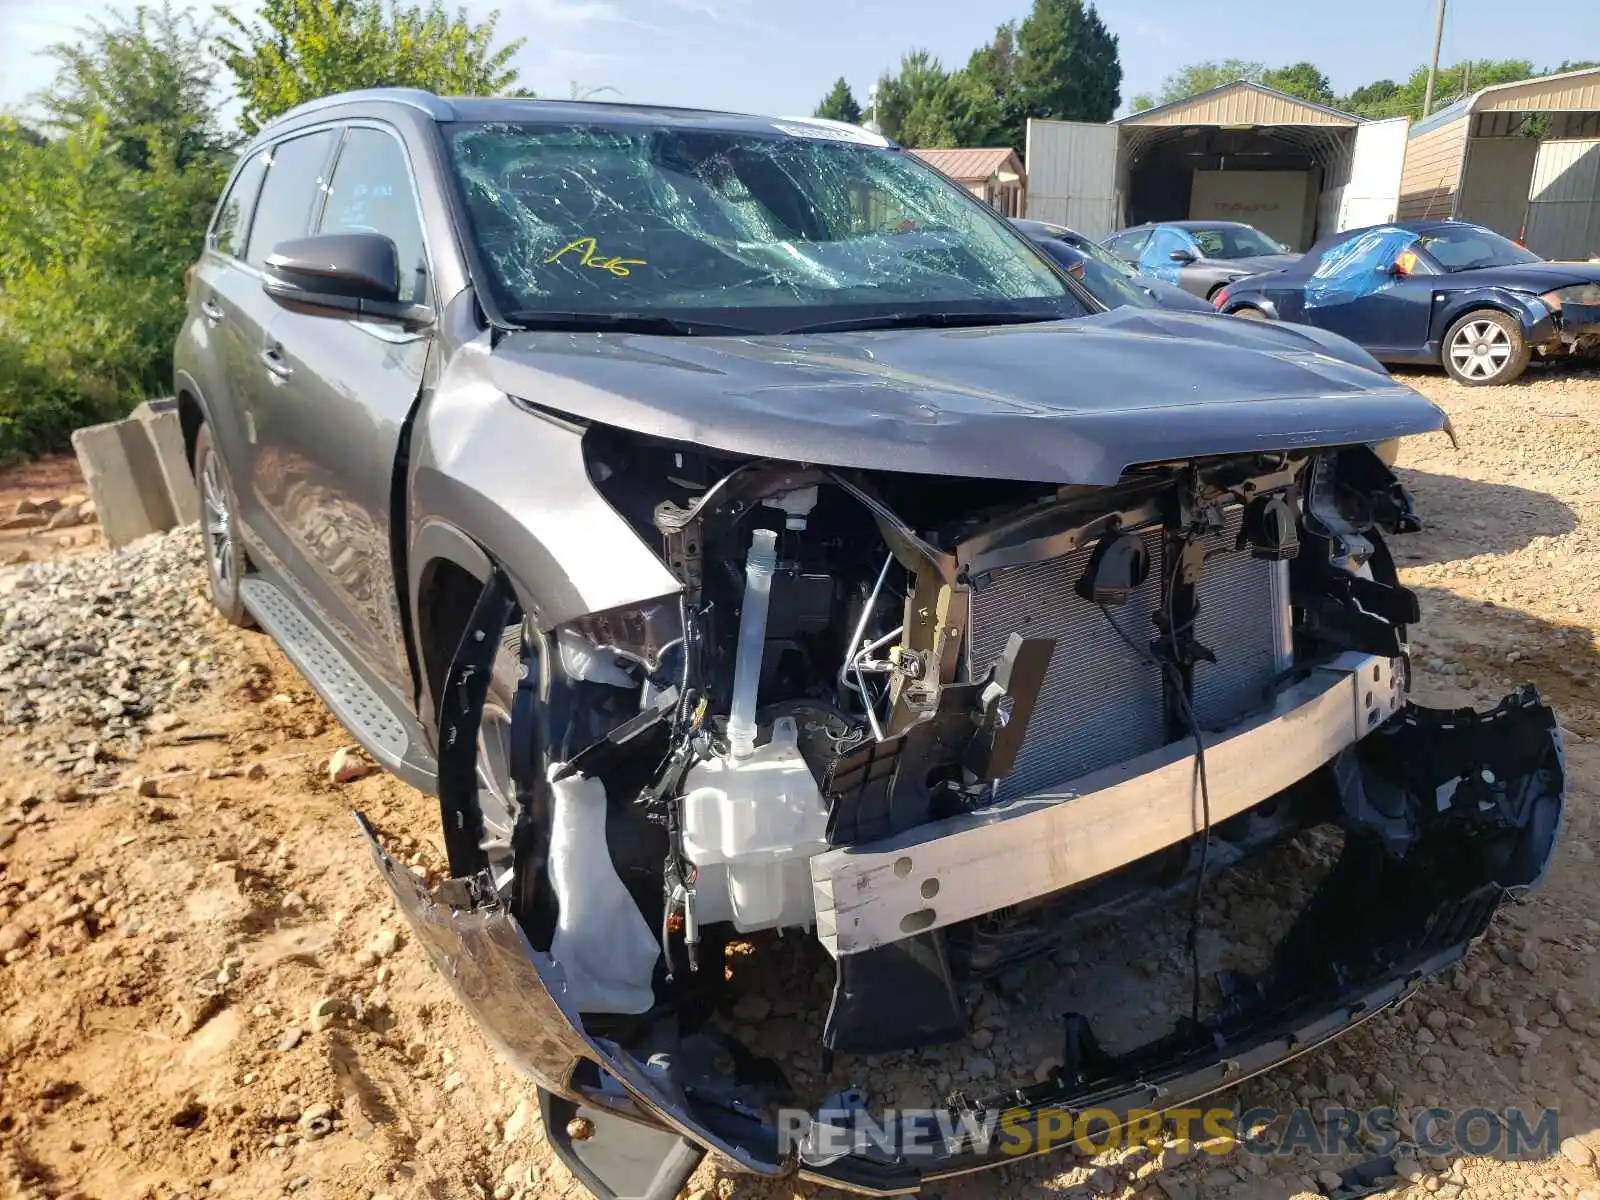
left=239, top=577, right=432, bottom=788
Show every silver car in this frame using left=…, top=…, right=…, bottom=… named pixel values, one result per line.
left=174, top=89, right=1563, bottom=1198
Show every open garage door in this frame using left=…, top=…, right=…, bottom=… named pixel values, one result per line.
left=1338, top=117, right=1409, bottom=230
left=1024, top=118, right=1119, bottom=239
left=1112, top=82, right=1367, bottom=250
left=1524, top=139, right=1600, bottom=261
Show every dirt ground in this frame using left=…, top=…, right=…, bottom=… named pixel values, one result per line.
left=0, top=456, right=101, bottom=568
left=2, top=364, right=1599, bottom=1200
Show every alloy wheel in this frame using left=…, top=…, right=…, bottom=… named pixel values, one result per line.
left=200, top=449, right=236, bottom=591
left=476, top=679, right=521, bottom=897
left=1448, top=319, right=1514, bottom=382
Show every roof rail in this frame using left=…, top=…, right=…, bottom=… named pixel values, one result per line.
left=262, top=87, right=454, bottom=130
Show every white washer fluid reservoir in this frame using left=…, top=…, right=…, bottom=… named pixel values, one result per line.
left=680, top=716, right=829, bottom=933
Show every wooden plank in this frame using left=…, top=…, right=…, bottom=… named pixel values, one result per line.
left=811, top=654, right=1398, bottom=958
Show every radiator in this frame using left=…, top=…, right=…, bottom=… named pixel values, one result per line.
left=968, top=510, right=1290, bottom=802
left=1191, top=508, right=1292, bottom=730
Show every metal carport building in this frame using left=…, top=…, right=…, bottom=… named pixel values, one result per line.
left=1397, top=66, right=1600, bottom=260
left=1024, top=81, right=1410, bottom=249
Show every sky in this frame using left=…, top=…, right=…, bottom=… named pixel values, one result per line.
left=2, top=0, right=1598, bottom=126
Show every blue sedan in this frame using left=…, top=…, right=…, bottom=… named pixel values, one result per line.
left=1216, top=219, right=1600, bottom=386
left=1012, top=219, right=1215, bottom=313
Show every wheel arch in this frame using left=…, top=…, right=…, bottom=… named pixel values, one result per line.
left=173, top=370, right=213, bottom=470
left=1224, top=298, right=1279, bottom=319
left=1429, top=293, right=1535, bottom=346
left=411, top=518, right=497, bottom=734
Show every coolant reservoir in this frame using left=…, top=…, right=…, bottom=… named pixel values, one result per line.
left=680, top=716, right=828, bottom=933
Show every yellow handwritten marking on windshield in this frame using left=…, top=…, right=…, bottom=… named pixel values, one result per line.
left=545, top=237, right=646, bottom=277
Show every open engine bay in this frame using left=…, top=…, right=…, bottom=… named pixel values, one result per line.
left=380, top=425, right=1564, bottom=1192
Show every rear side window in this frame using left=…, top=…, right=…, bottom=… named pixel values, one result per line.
left=318, top=127, right=430, bottom=304
left=246, top=130, right=337, bottom=268
left=210, top=151, right=268, bottom=258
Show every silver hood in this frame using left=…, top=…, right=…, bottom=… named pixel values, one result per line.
left=488, top=306, right=1446, bottom=485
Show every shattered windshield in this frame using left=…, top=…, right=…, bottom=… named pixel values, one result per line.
left=1190, top=225, right=1287, bottom=259
left=1416, top=225, right=1542, bottom=272
left=442, top=121, right=1082, bottom=333
left=1032, top=239, right=1154, bottom=310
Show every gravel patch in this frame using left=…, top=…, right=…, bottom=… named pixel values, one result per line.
left=0, top=527, right=226, bottom=780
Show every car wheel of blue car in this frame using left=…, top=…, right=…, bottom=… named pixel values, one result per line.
left=1232, top=307, right=1269, bottom=321
left=1442, top=309, right=1530, bottom=387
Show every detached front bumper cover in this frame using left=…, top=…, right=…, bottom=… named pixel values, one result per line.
left=358, top=687, right=1563, bottom=1198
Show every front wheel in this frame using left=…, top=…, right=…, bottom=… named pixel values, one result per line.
left=1232, top=307, right=1270, bottom=321
left=1442, top=309, right=1530, bottom=386
left=476, top=625, right=525, bottom=898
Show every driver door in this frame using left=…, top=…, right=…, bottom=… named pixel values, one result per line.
left=1300, top=231, right=1435, bottom=356
left=252, top=123, right=435, bottom=696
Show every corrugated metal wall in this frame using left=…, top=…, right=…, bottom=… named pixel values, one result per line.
left=1397, top=116, right=1469, bottom=219
left=1478, top=73, right=1600, bottom=114
left=1024, top=118, right=1119, bottom=238
left=1456, top=137, right=1539, bottom=240
left=1524, top=139, right=1600, bottom=260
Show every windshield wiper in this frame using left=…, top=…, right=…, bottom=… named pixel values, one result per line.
left=500, top=310, right=756, bottom=336
left=780, top=309, right=1070, bottom=335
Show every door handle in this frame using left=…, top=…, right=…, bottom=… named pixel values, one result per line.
left=201, top=299, right=225, bottom=323
left=259, top=345, right=294, bottom=381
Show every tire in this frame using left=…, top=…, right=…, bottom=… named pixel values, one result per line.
left=1232, top=307, right=1270, bottom=321
left=1442, top=309, right=1530, bottom=386
left=475, top=624, right=525, bottom=898
left=193, top=424, right=252, bottom=627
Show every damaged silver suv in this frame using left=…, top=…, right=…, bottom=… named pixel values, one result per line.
left=174, top=88, right=1565, bottom=1198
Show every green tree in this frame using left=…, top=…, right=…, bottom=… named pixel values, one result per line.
left=1128, top=92, right=1155, bottom=113
left=872, top=50, right=949, bottom=144
left=814, top=76, right=863, bottom=124
left=1014, top=0, right=1122, bottom=124
left=1340, top=78, right=1400, bottom=117
left=1261, top=61, right=1334, bottom=106
left=0, top=9, right=226, bottom=461
left=899, top=88, right=963, bottom=147
left=37, top=2, right=226, bottom=170
left=1343, top=59, right=1535, bottom=119
left=945, top=22, right=1025, bottom=148
left=216, top=0, right=526, bottom=135
left=1155, top=59, right=1264, bottom=105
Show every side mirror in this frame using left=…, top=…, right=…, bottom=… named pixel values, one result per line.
left=262, top=233, right=432, bottom=328
left=1169, top=249, right=1197, bottom=264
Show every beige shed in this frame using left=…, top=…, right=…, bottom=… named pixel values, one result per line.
left=910, top=147, right=1027, bottom=218
left=1398, top=66, right=1600, bottom=260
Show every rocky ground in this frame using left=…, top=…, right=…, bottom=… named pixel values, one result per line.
left=1, top=364, right=1599, bottom=1200
left=0, top=456, right=100, bottom=568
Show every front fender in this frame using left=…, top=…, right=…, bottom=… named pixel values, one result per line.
left=1430, top=290, right=1557, bottom=345
left=408, top=336, right=681, bottom=634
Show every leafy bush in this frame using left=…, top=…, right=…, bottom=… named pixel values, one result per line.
left=0, top=117, right=223, bottom=462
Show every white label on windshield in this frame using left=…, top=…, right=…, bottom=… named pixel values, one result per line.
left=772, top=119, right=888, bottom=147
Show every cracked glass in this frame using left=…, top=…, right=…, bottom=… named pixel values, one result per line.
left=441, top=120, right=1083, bottom=331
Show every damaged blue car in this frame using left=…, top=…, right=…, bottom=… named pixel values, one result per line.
left=1217, top=219, right=1600, bottom=386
